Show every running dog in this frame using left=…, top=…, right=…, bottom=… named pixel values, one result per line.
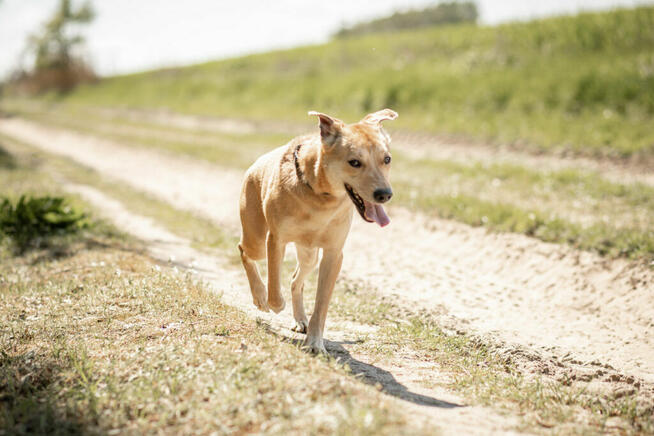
left=238, top=109, right=397, bottom=353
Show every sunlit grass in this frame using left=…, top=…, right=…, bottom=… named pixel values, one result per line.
left=0, top=242, right=426, bottom=435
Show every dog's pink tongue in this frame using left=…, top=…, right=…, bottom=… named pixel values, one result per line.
left=364, top=200, right=391, bottom=227
left=374, top=204, right=391, bottom=227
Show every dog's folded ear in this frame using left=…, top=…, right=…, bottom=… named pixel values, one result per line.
left=361, top=109, right=398, bottom=126
left=308, top=111, right=344, bottom=146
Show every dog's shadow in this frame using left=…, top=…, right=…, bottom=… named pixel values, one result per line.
left=268, top=328, right=462, bottom=409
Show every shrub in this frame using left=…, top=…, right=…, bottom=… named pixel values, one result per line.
left=335, top=1, right=478, bottom=38
left=6, top=0, right=96, bottom=95
left=0, top=195, right=87, bottom=250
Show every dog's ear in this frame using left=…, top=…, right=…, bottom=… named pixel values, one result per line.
left=361, top=108, right=398, bottom=126
left=308, top=111, right=343, bottom=146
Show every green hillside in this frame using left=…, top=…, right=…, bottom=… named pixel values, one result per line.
left=50, top=6, right=654, bottom=158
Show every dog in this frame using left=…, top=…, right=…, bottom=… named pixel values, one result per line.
left=238, top=109, right=398, bottom=353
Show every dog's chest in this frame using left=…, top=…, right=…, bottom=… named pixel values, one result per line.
left=279, top=205, right=353, bottom=248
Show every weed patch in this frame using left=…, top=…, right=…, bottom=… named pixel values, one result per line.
left=0, top=195, right=87, bottom=252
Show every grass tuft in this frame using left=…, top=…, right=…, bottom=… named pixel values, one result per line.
left=0, top=195, right=88, bottom=252
left=407, top=192, right=654, bottom=261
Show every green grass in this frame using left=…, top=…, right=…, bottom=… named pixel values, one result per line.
left=23, top=6, right=654, bottom=160
left=0, top=195, right=88, bottom=252
left=403, top=192, right=654, bottom=260
left=0, top=138, right=124, bottom=256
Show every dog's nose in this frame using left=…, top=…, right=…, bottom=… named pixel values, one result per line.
left=373, top=188, right=393, bottom=203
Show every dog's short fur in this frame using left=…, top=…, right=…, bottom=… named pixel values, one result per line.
left=238, top=109, right=397, bottom=353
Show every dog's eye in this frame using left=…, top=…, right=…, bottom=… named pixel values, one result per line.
left=384, top=156, right=391, bottom=164
left=348, top=159, right=361, bottom=168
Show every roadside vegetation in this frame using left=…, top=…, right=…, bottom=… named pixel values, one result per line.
left=20, top=6, right=654, bottom=160
left=8, top=104, right=654, bottom=263
left=1, top=248, right=425, bottom=435
left=0, top=195, right=88, bottom=253
left=0, top=138, right=115, bottom=257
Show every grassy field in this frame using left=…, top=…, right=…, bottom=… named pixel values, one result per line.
left=8, top=104, right=654, bottom=263
left=28, top=6, right=654, bottom=160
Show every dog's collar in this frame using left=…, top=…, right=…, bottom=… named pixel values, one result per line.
left=293, top=143, right=313, bottom=192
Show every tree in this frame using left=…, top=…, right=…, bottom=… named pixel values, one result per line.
left=335, top=2, right=478, bottom=38
left=8, top=0, right=96, bottom=94
left=29, top=0, right=94, bottom=72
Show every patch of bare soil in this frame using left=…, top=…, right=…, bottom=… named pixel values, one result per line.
left=2, top=117, right=653, bottom=394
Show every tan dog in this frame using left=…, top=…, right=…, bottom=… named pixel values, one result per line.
left=238, top=109, right=398, bottom=353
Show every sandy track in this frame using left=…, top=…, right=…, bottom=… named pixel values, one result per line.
left=2, top=117, right=653, bottom=386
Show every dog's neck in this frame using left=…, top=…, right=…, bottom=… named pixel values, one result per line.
left=294, top=141, right=343, bottom=200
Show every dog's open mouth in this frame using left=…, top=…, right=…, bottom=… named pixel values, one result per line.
left=344, top=183, right=390, bottom=227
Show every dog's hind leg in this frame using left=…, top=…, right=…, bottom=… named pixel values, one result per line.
left=239, top=174, right=271, bottom=312
left=238, top=242, right=269, bottom=312
left=266, top=232, right=287, bottom=313
left=290, top=244, right=319, bottom=334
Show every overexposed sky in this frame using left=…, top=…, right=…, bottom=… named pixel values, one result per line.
left=1, top=0, right=652, bottom=79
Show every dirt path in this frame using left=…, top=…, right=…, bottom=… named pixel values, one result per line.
left=63, top=182, right=523, bottom=435
left=95, top=106, right=654, bottom=187
left=2, top=117, right=653, bottom=389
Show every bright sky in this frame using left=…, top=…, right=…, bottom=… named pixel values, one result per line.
left=1, top=0, right=652, bottom=79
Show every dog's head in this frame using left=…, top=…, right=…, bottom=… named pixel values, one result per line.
left=308, top=109, right=398, bottom=227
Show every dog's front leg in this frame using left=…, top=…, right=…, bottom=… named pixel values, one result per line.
left=266, top=232, right=286, bottom=313
left=305, top=249, right=343, bottom=354
left=291, top=245, right=318, bottom=334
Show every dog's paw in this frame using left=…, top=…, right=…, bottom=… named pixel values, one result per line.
left=268, top=297, right=285, bottom=314
left=303, top=336, right=327, bottom=355
left=250, top=285, right=270, bottom=312
left=292, top=319, right=308, bottom=334
left=252, top=295, right=270, bottom=312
